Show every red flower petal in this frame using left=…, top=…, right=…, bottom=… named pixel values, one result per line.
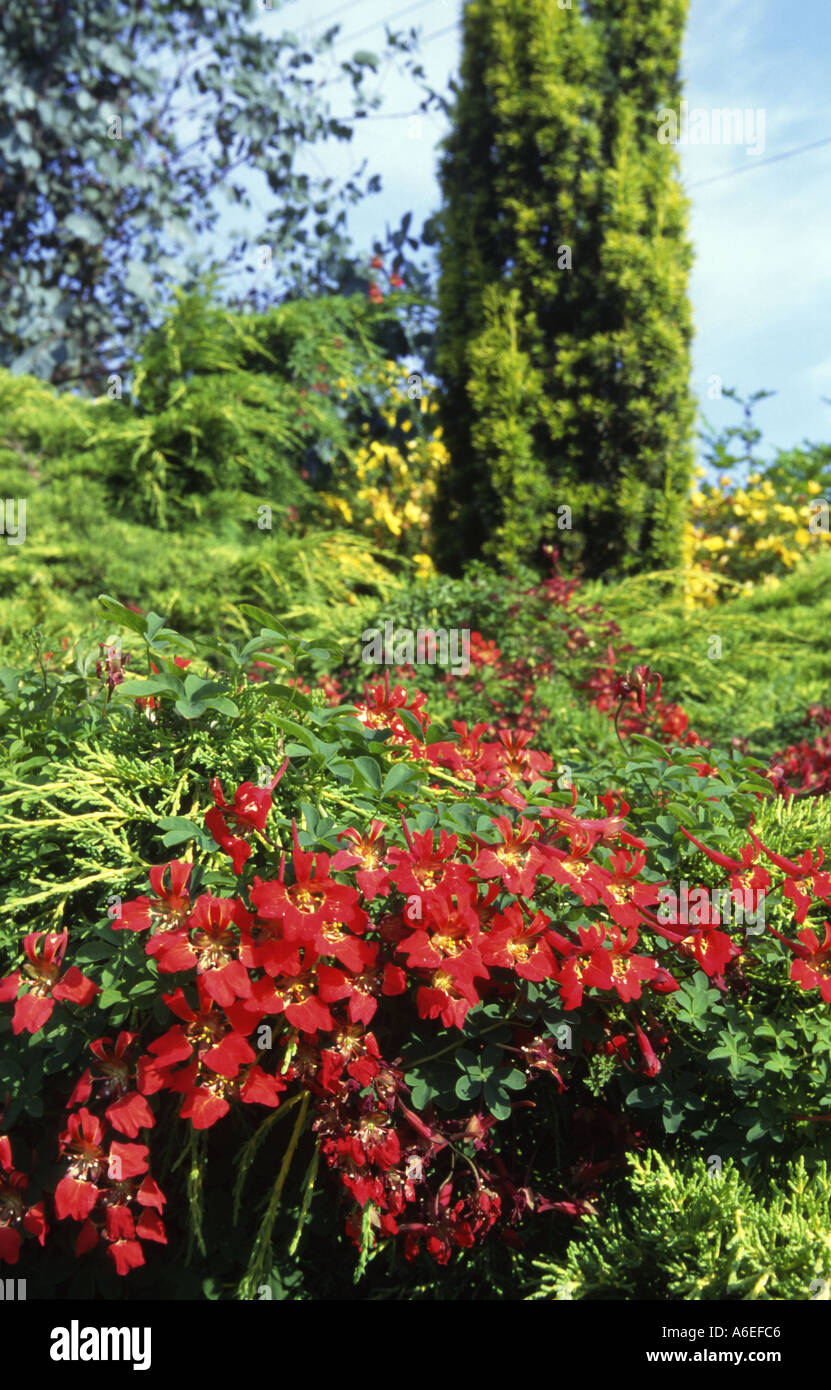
left=108, top=1141, right=149, bottom=1180
left=203, top=1032, right=256, bottom=1078
left=136, top=1175, right=167, bottom=1211
left=75, top=1219, right=99, bottom=1256
left=55, top=1174, right=99, bottom=1222
left=105, top=1091, right=156, bottom=1138
left=107, top=1238, right=145, bottom=1275
left=105, top=1204, right=135, bottom=1242
left=52, top=967, right=99, bottom=1006
left=13, top=992, right=54, bottom=1035
left=179, top=1087, right=230, bottom=1130
left=0, top=972, right=21, bottom=1003
left=136, top=1208, right=167, bottom=1245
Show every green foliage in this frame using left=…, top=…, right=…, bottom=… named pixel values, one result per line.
left=0, top=290, right=422, bottom=660
left=589, top=550, right=831, bottom=756
left=433, top=0, right=694, bottom=577
left=527, top=1151, right=831, bottom=1300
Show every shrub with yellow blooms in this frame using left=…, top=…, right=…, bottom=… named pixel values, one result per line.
left=684, top=469, right=831, bottom=605
left=683, top=390, right=831, bottom=606
left=318, top=360, right=446, bottom=571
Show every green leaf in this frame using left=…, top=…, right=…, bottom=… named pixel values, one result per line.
left=381, top=762, right=417, bottom=797
left=174, top=698, right=207, bottom=719
left=238, top=605, right=290, bottom=638
left=353, top=756, right=382, bottom=789
left=116, top=678, right=177, bottom=698
left=630, top=735, right=669, bottom=760
left=99, top=988, right=127, bottom=1009
left=455, top=1073, right=480, bottom=1101
left=157, top=816, right=217, bottom=851
left=397, top=708, right=425, bottom=741
left=98, top=594, right=148, bottom=635
left=662, top=1098, right=686, bottom=1134
left=205, top=695, right=239, bottom=717
left=63, top=211, right=103, bottom=242
left=500, top=1068, right=527, bottom=1091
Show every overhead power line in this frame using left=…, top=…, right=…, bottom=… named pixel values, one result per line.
left=303, top=0, right=377, bottom=34
left=687, top=133, right=831, bottom=189
left=336, top=0, right=442, bottom=47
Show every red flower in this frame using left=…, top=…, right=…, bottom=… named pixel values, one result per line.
left=139, top=978, right=256, bottom=1095
left=473, top=816, right=544, bottom=896
left=205, top=764, right=287, bottom=874
left=250, top=824, right=363, bottom=942
left=614, top=664, right=662, bottom=713
left=113, top=860, right=192, bottom=932
left=387, top=823, right=473, bottom=911
left=0, top=1137, right=48, bottom=1265
left=178, top=1063, right=285, bottom=1130
left=583, top=925, right=659, bottom=1002
left=597, top=849, right=663, bottom=929
left=331, top=820, right=391, bottom=899
left=244, top=954, right=335, bottom=1035
left=681, top=829, right=770, bottom=912
left=398, top=886, right=482, bottom=970
left=55, top=1109, right=109, bottom=1221
left=537, top=845, right=606, bottom=906
left=771, top=921, right=831, bottom=1001
left=146, top=894, right=254, bottom=1006
left=353, top=677, right=430, bottom=749
left=633, top=1023, right=661, bottom=1077
left=416, top=952, right=488, bottom=1029
left=104, top=1205, right=145, bottom=1275
left=645, top=905, right=737, bottom=978
left=0, top=931, right=98, bottom=1035
left=480, top=905, right=557, bottom=983
left=749, top=833, right=831, bottom=923
left=547, top=924, right=605, bottom=1010
left=70, top=1032, right=156, bottom=1138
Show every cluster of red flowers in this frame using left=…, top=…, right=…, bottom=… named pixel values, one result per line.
left=5, top=671, right=831, bottom=1274
left=0, top=1137, right=48, bottom=1266
left=583, top=647, right=704, bottom=747
left=0, top=931, right=98, bottom=1036
left=368, top=254, right=404, bottom=304
left=768, top=706, right=831, bottom=798
left=0, top=1037, right=167, bottom=1275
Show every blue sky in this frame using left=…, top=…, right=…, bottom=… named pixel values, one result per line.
left=242, top=0, right=831, bottom=463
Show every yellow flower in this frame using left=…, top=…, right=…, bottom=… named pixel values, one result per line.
left=413, top=553, right=434, bottom=579
left=321, top=494, right=353, bottom=524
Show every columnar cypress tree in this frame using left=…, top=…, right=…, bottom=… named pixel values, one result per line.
left=433, top=0, right=694, bottom=579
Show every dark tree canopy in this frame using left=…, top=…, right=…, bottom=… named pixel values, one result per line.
left=0, top=0, right=420, bottom=389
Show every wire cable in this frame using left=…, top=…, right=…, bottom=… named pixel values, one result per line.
left=687, top=133, right=831, bottom=189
